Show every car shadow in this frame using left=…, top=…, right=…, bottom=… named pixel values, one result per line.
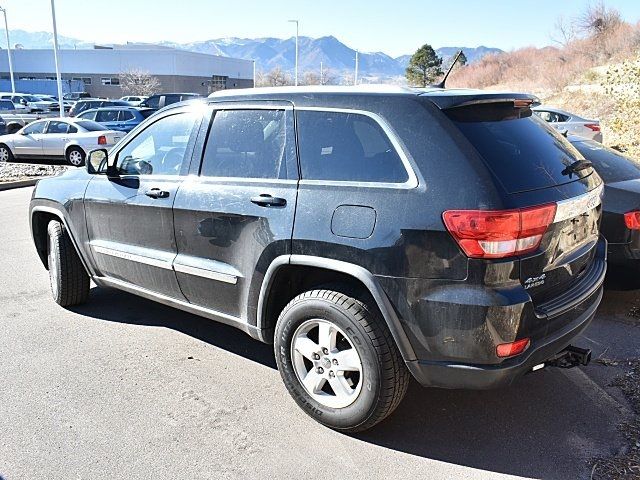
left=71, top=286, right=620, bottom=480
left=69, top=286, right=277, bottom=369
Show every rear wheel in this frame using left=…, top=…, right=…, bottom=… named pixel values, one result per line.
left=47, top=220, right=90, bottom=307
left=66, top=146, right=85, bottom=167
left=274, top=289, right=409, bottom=432
left=0, top=143, right=14, bottom=162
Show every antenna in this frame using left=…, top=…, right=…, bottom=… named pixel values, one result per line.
left=432, top=49, right=463, bottom=89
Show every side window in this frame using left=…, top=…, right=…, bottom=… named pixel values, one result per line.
left=23, top=121, right=47, bottom=134
left=296, top=110, right=409, bottom=183
left=68, top=125, right=78, bottom=134
left=79, top=111, right=96, bottom=121
left=164, top=95, right=182, bottom=106
left=116, top=112, right=198, bottom=176
left=118, top=110, right=135, bottom=121
left=200, top=109, right=287, bottom=179
left=96, top=110, right=119, bottom=122
left=46, top=121, right=70, bottom=134
left=145, top=96, right=160, bottom=108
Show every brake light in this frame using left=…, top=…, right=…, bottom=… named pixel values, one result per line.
left=98, top=135, right=107, bottom=145
left=624, top=211, right=640, bottom=230
left=584, top=123, right=600, bottom=132
left=443, top=203, right=557, bottom=259
left=496, top=338, right=530, bottom=358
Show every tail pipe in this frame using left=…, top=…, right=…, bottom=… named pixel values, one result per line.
left=546, top=345, right=592, bottom=369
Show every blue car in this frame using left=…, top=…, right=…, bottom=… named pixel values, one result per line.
left=77, top=106, right=156, bottom=133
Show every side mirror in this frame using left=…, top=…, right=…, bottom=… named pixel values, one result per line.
left=87, top=149, right=109, bottom=175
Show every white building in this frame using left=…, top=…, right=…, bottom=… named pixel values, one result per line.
left=0, top=43, right=254, bottom=96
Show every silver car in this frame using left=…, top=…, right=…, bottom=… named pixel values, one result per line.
left=0, top=118, right=122, bottom=166
left=533, top=105, right=602, bottom=143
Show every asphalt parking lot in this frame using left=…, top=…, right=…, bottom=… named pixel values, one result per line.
left=1, top=186, right=639, bottom=480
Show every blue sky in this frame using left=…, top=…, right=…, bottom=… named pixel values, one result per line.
left=4, top=0, right=640, bottom=56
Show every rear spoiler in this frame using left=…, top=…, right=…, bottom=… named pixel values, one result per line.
left=420, top=92, right=541, bottom=110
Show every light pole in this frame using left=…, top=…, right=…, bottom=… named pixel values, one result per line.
left=354, top=50, right=359, bottom=85
left=0, top=6, right=15, bottom=93
left=50, top=0, right=64, bottom=117
left=288, top=19, right=299, bottom=86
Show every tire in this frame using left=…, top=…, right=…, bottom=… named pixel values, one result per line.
left=47, top=220, right=90, bottom=307
left=0, top=143, right=14, bottom=163
left=66, top=146, right=85, bottom=167
left=274, top=289, right=410, bottom=432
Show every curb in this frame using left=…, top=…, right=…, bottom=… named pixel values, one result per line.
left=0, top=179, right=38, bottom=191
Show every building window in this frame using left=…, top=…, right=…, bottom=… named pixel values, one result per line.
left=19, top=76, right=37, bottom=80
left=101, top=77, right=120, bottom=86
left=73, top=77, right=92, bottom=85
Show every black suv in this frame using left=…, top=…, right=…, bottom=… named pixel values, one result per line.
left=29, top=86, right=606, bottom=432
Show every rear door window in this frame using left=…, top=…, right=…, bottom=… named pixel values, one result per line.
left=164, top=95, right=182, bottom=106
left=96, top=110, right=119, bottom=122
left=445, top=102, right=590, bottom=194
left=144, top=96, right=161, bottom=108
left=296, top=110, right=409, bottom=183
left=200, top=109, right=287, bottom=179
left=119, top=110, right=136, bottom=121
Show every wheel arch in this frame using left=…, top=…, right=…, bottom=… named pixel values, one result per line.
left=257, top=255, right=417, bottom=362
left=65, top=143, right=85, bottom=157
left=30, top=205, right=91, bottom=276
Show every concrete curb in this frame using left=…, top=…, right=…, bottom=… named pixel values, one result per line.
left=0, top=179, right=38, bottom=191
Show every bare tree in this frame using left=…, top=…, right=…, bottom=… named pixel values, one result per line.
left=255, top=67, right=292, bottom=87
left=119, top=68, right=161, bottom=96
left=577, top=1, right=622, bottom=37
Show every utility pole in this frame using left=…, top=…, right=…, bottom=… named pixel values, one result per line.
left=320, top=61, right=323, bottom=85
left=354, top=50, right=359, bottom=85
left=0, top=6, right=15, bottom=93
left=50, top=0, right=64, bottom=117
left=288, top=20, right=299, bottom=86
left=252, top=59, right=256, bottom=87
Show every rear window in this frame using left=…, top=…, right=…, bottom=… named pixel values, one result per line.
left=571, top=139, right=640, bottom=183
left=75, top=120, right=107, bottom=132
left=445, top=102, right=590, bottom=194
left=296, top=110, right=409, bottom=183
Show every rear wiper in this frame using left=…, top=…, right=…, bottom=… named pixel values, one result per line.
left=562, top=159, right=593, bottom=178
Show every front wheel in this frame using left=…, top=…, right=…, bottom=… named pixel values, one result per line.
left=47, top=220, right=90, bottom=306
left=274, top=289, right=410, bottom=432
left=66, top=146, right=85, bottom=167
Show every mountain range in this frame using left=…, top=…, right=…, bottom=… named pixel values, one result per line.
left=0, top=29, right=503, bottom=80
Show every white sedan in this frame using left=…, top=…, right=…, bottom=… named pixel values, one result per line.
left=0, top=118, right=123, bottom=166
left=532, top=105, right=603, bottom=143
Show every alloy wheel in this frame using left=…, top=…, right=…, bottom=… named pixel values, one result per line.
left=68, top=150, right=83, bottom=166
left=291, top=318, right=363, bottom=409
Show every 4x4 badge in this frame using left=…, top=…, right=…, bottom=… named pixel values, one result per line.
left=524, top=274, right=546, bottom=289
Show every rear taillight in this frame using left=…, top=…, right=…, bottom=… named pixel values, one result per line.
left=496, top=338, right=530, bottom=358
left=584, top=123, right=600, bottom=132
left=98, top=135, right=107, bottom=145
left=442, top=203, right=557, bottom=259
left=624, top=211, right=640, bottom=230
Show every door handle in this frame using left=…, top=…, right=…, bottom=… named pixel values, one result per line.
left=145, top=188, right=170, bottom=199
left=250, top=194, right=287, bottom=207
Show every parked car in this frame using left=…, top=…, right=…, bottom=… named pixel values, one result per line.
left=63, top=92, right=91, bottom=103
left=120, top=95, right=148, bottom=106
left=533, top=105, right=602, bottom=143
left=0, top=93, right=51, bottom=113
left=29, top=86, right=606, bottom=432
left=567, top=135, right=640, bottom=267
left=138, top=93, right=202, bottom=109
left=33, top=95, right=73, bottom=113
left=0, top=118, right=122, bottom=166
left=77, top=106, right=156, bottom=133
left=69, top=99, right=132, bottom=117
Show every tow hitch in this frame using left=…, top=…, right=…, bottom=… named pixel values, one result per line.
left=532, top=345, right=592, bottom=371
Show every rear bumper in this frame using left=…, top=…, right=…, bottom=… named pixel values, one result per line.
left=406, top=286, right=601, bottom=389
left=403, top=238, right=607, bottom=389
left=607, top=241, right=640, bottom=263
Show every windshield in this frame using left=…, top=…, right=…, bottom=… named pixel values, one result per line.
left=24, top=95, right=42, bottom=102
left=75, top=120, right=108, bottom=132
left=445, top=102, right=591, bottom=194
left=571, top=139, right=640, bottom=183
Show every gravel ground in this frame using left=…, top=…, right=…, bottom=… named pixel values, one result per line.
left=0, top=162, right=67, bottom=182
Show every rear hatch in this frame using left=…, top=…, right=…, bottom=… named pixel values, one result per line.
left=440, top=98, right=604, bottom=314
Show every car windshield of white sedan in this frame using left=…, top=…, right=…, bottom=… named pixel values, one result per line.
left=75, top=120, right=107, bottom=132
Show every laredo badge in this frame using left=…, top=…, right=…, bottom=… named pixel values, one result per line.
left=524, top=274, right=546, bottom=289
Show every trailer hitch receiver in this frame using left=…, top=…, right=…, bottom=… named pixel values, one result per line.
left=547, top=345, right=592, bottom=369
